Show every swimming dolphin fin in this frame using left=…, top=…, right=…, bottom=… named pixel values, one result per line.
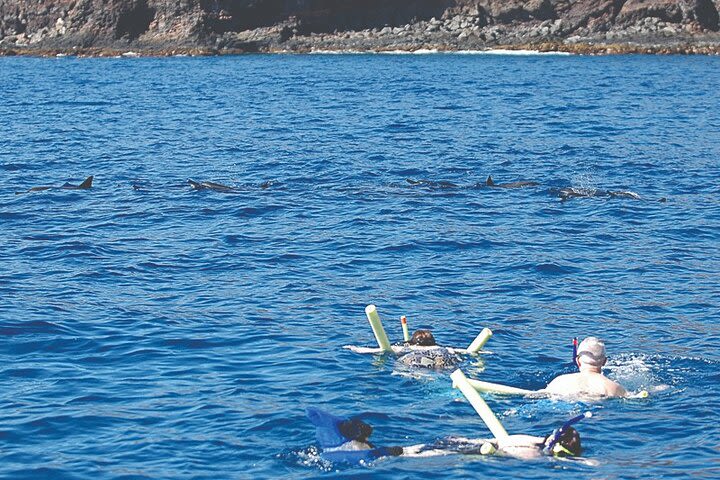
left=486, top=176, right=495, bottom=186
left=60, top=176, right=93, bottom=189
left=77, top=176, right=93, bottom=189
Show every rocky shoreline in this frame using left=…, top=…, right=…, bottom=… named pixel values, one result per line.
left=2, top=1, right=720, bottom=57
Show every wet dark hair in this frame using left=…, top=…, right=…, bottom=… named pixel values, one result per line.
left=557, top=426, right=582, bottom=456
left=409, top=330, right=436, bottom=346
left=338, top=418, right=373, bottom=444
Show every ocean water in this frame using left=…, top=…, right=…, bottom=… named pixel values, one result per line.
left=0, top=53, right=719, bottom=479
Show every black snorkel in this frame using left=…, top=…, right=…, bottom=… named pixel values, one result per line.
left=543, top=411, right=591, bottom=456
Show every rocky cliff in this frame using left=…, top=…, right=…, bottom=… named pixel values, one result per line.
left=1, top=0, right=719, bottom=55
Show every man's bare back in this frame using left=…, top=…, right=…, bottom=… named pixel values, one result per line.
left=545, top=371, right=627, bottom=398
left=544, top=337, right=628, bottom=398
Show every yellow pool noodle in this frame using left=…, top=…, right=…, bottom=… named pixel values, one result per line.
left=401, top=315, right=410, bottom=342
left=365, top=305, right=392, bottom=352
left=451, top=369, right=509, bottom=440
left=480, top=442, right=496, bottom=455
left=467, top=328, right=493, bottom=354
left=634, top=390, right=649, bottom=398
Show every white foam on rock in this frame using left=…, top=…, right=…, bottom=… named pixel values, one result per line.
left=306, top=48, right=573, bottom=55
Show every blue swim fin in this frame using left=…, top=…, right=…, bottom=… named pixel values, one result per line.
left=306, top=407, right=351, bottom=449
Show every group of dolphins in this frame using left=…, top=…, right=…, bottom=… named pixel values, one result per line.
left=408, top=176, right=657, bottom=201
left=13, top=177, right=269, bottom=195
left=14, top=176, right=94, bottom=194
left=15, top=175, right=658, bottom=202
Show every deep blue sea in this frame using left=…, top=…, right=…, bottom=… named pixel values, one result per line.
left=1, top=53, right=719, bottom=479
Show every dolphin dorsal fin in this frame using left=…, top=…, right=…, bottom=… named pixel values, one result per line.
left=78, top=176, right=93, bottom=189
left=486, top=176, right=495, bottom=186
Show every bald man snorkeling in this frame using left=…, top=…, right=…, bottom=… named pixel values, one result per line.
left=544, top=337, right=627, bottom=398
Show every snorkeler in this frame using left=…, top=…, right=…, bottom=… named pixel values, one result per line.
left=395, top=329, right=461, bottom=369
left=306, top=407, right=403, bottom=464
left=544, top=337, right=627, bottom=398
left=306, top=407, right=585, bottom=464
left=405, top=418, right=584, bottom=459
left=461, top=336, right=636, bottom=398
left=407, top=329, right=436, bottom=346
left=345, top=306, right=492, bottom=364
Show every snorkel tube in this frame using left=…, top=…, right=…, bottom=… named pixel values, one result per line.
left=401, top=316, right=410, bottom=342
left=543, top=411, right=591, bottom=456
left=572, top=337, right=578, bottom=368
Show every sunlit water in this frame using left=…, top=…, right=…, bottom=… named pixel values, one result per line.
left=1, top=53, right=719, bottom=479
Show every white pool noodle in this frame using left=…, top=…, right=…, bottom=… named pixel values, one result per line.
left=467, top=328, right=493, bottom=354
left=365, top=305, right=392, bottom=352
left=465, top=379, right=535, bottom=396
left=451, top=369, right=509, bottom=440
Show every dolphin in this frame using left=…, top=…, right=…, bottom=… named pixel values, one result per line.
left=188, top=179, right=240, bottom=193
left=406, top=179, right=459, bottom=188
left=557, top=187, right=641, bottom=201
left=607, top=190, right=641, bottom=200
left=557, top=187, right=597, bottom=200
left=16, top=176, right=93, bottom=195
left=485, top=176, right=539, bottom=189
left=188, top=179, right=275, bottom=192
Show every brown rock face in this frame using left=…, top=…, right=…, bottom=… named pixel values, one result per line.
left=550, top=0, right=620, bottom=31
left=618, top=0, right=719, bottom=30
left=478, top=0, right=555, bottom=23
left=1, top=0, right=719, bottom=53
left=0, top=0, right=206, bottom=47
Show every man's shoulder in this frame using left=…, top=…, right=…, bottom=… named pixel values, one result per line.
left=545, top=373, right=580, bottom=390
left=601, top=376, right=628, bottom=396
left=548, top=372, right=581, bottom=383
left=545, top=371, right=628, bottom=397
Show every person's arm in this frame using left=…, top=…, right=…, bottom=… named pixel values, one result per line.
left=374, top=446, right=403, bottom=457
left=496, top=435, right=546, bottom=458
left=608, top=379, right=628, bottom=398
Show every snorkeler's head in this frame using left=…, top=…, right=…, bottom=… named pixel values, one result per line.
left=408, top=330, right=436, bottom=346
left=338, top=418, right=373, bottom=443
left=576, top=337, right=607, bottom=368
left=548, top=426, right=582, bottom=457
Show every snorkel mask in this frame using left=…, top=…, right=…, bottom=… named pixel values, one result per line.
left=544, top=411, right=591, bottom=457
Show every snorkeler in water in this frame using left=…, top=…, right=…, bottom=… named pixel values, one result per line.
left=395, top=329, right=461, bottom=369
left=346, top=306, right=492, bottom=365
left=464, top=336, right=637, bottom=399
left=405, top=420, right=583, bottom=460
left=406, top=329, right=436, bottom=346
left=306, top=407, right=403, bottom=464
left=544, top=337, right=628, bottom=398
left=306, top=407, right=585, bottom=464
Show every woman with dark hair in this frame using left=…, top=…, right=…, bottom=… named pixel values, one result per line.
left=396, top=329, right=460, bottom=369
left=408, top=329, right=437, bottom=346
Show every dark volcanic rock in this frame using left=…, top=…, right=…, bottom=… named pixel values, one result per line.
left=552, top=0, right=620, bottom=32
left=1, top=0, right=719, bottom=55
left=481, top=0, right=555, bottom=23
left=618, top=0, right=719, bottom=30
